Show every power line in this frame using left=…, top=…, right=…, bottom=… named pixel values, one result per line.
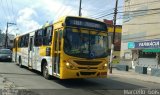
left=55, top=6, right=67, bottom=19
left=105, top=9, right=160, bottom=25
left=122, top=7, right=160, bottom=13
left=94, top=12, right=114, bottom=19
left=89, top=8, right=114, bottom=18
left=116, top=11, right=160, bottom=25
left=0, top=0, right=8, bottom=20
left=57, top=0, right=78, bottom=18
left=10, top=0, right=17, bottom=23
left=83, top=0, right=113, bottom=16
left=124, top=22, right=160, bottom=25
left=88, top=0, right=160, bottom=19
left=54, top=0, right=65, bottom=20
left=5, top=0, right=12, bottom=21
left=10, top=0, right=18, bottom=29
left=93, top=7, right=160, bottom=19
left=65, top=8, right=74, bottom=15
left=123, top=11, right=160, bottom=19
left=118, top=0, right=160, bottom=9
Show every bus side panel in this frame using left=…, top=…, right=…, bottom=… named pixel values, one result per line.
left=32, top=47, right=40, bottom=71
left=40, top=56, right=52, bottom=75
left=31, top=46, right=52, bottom=76
left=17, top=48, right=29, bottom=67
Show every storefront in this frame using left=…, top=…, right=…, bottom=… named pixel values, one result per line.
left=128, top=40, right=160, bottom=69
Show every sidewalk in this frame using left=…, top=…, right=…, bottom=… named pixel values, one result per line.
left=109, top=69, right=160, bottom=84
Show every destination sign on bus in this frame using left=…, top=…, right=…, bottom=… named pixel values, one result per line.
left=65, top=17, right=107, bottom=31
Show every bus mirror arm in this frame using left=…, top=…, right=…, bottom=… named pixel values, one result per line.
left=63, top=30, right=66, bottom=38
left=49, top=36, right=52, bottom=42
left=107, top=49, right=111, bottom=55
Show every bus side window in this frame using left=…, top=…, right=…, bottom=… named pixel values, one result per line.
left=25, top=34, right=29, bottom=47
left=34, top=29, right=43, bottom=46
left=43, top=26, right=53, bottom=46
left=34, top=31, right=38, bottom=46
left=21, top=36, right=25, bottom=47
left=48, top=26, right=53, bottom=44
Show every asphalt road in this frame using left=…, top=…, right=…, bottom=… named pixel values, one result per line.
left=0, top=62, right=160, bottom=95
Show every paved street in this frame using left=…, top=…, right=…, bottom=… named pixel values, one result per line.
left=0, top=62, right=160, bottom=95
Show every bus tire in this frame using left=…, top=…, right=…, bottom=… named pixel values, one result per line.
left=19, top=57, right=23, bottom=68
left=43, top=62, right=50, bottom=80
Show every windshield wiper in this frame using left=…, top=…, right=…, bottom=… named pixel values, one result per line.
left=88, top=30, right=92, bottom=59
left=77, top=28, right=87, bottom=54
left=64, top=29, right=71, bottom=50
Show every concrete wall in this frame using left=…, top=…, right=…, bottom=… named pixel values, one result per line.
left=121, top=0, right=160, bottom=67
left=122, top=0, right=160, bottom=43
left=0, top=33, right=14, bottom=48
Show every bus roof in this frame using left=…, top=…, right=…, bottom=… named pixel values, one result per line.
left=15, top=30, right=35, bottom=38
left=15, top=16, right=107, bottom=39
left=54, top=16, right=106, bottom=25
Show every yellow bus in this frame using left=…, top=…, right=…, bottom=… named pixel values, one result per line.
left=13, top=16, right=109, bottom=79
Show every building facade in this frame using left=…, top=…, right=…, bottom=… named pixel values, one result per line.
left=121, top=0, right=160, bottom=68
left=0, top=33, right=14, bottom=49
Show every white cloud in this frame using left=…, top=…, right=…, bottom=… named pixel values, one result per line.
left=38, top=0, right=81, bottom=20
left=13, top=0, right=123, bottom=35
left=1, top=0, right=123, bottom=35
left=15, top=0, right=83, bottom=34
left=16, top=7, right=41, bottom=33
left=117, top=18, right=123, bottom=25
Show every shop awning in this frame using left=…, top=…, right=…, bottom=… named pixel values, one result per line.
left=142, top=49, right=160, bottom=52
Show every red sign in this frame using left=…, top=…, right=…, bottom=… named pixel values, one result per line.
left=103, top=19, right=113, bottom=25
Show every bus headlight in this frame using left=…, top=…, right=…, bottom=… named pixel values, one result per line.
left=66, top=62, right=70, bottom=66
left=99, top=63, right=108, bottom=70
left=104, top=63, right=107, bottom=67
left=66, top=62, right=77, bottom=70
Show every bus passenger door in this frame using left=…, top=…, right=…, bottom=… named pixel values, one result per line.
left=28, top=36, right=33, bottom=69
left=53, top=29, right=62, bottom=76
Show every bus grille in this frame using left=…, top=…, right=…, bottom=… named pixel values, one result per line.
left=80, top=72, right=96, bottom=75
left=78, top=67, right=97, bottom=69
left=74, top=61, right=101, bottom=65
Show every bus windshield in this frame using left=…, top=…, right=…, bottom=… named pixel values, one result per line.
left=64, top=28, right=108, bottom=59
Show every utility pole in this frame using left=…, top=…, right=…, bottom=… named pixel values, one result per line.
left=5, top=23, right=9, bottom=48
left=5, top=22, right=16, bottom=48
left=109, top=0, right=118, bottom=74
left=79, top=0, right=82, bottom=16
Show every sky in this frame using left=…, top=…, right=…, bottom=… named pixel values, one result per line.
left=0, top=0, right=124, bottom=35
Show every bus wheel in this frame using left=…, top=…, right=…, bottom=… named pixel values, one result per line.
left=43, top=63, right=50, bottom=80
left=19, top=57, right=23, bottom=68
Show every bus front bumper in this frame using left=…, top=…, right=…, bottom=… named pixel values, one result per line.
left=60, top=67, right=108, bottom=79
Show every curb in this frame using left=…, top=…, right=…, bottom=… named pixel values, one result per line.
left=109, top=69, right=160, bottom=84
